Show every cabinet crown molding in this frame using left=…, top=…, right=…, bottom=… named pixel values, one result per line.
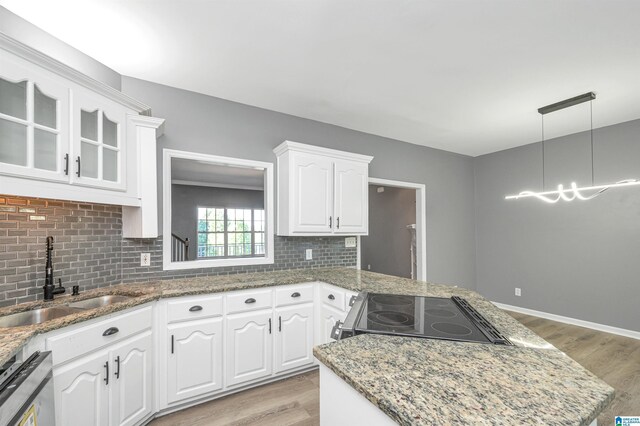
left=274, top=141, right=373, bottom=164
left=0, top=32, right=152, bottom=115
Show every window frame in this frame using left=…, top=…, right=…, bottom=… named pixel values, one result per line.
left=162, top=149, right=274, bottom=270
left=196, top=206, right=265, bottom=259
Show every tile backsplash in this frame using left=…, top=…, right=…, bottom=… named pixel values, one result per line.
left=0, top=195, right=357, bottom=307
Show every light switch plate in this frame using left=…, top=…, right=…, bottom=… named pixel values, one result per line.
left=305, top=249, right=313, bottom=260
left=345, top=237, right=357, bottom=248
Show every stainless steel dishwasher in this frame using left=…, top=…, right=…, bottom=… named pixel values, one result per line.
left=0, top=351, right=55, bottom=426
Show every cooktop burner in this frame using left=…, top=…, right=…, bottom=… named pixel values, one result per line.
left=351, top=293, right=509, bottom=344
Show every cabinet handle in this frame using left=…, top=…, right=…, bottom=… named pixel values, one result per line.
left=337, top=217, right=340, bottom=229
left=329, top=216, right=332, bottom=228
left=115, top=356, right=120, bottom=379
left=102, top=327, right=119, bottom=336
left=268, top=318, right=272, bottom=334
left=76, top=156, right=81, bottom=177
left=245, top=298, right=256, bottom=304
left=328, top=294, right=335, bottom=300
left=291, top=292, right=301, bottom=298
left=171, top=335, right=174, bottom=354
left=278, top=316, right=282, bottom=332
left=189, top=305, right=203, bottom=312
left=64, top=153, right=69, bottom=175
left=104, top=361, right=109, bottom=385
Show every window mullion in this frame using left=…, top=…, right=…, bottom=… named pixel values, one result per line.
left=224, top=208, right=228, bottom=258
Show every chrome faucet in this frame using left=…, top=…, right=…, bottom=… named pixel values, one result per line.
left=43, top=236, right=65, bottom=300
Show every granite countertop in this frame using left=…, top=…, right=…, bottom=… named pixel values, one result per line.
left=0, top=268, right=614, bottom=425
left=313, top=335, right=614, bottom=426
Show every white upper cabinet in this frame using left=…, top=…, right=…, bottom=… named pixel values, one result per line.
left=0, top=35, right=164, bottom=236
left=0, top=54, right=69, bottom=182
left=291, top=152, right=333, bottom=234
left=72, top=90, right=128, bottom=191
left=274, top=141, right=373, bottom=236
left=333, top=159, right=369, bottom=234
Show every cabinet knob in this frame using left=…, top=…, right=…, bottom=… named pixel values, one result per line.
left=189, top=305, right=203, bottom=312
left=245, top=298, right=256, bottom=304
left=328, top=294, right=335, bottom=300
left=291, top=292, right=301, bottom=298
left=102, top=327, right=119, bottom=336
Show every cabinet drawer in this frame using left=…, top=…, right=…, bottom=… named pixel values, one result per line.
left=226, top=289, right=273, bottom=314
left=167, top=294, right=223, bottom=323
left=275, top=284, right=314, bottom=307
left=320, top=284, right=345, bottom=311
left=46, top=305, right=152, bottom=366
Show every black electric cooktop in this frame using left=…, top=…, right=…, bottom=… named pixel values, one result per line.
left=348, top=292, right=511, bottom=345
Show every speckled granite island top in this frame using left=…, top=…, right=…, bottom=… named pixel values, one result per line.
left=313, top=335, right=614, bottom=426
left=0, top=268, right=613, bottom=425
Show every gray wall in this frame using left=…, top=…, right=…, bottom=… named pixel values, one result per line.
left=474, top=119, right=640, bottom=331
left=361, top=186, right=416, bottom=278
left=121, top=77, right=478, bottom=289
left=0, top=7, right=121, bottom=89
left=171, top=184, right=264, bottom=261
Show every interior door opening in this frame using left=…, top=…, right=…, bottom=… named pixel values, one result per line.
left=359, top=178, right=426, bottom=281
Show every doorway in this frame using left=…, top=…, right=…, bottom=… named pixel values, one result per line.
left=359, top=178, right=426, bottom=281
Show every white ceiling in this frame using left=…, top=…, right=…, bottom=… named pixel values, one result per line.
left=3, top=0, right=640, bottom=156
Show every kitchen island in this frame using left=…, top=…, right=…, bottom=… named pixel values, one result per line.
left=0, top=268, right=614, bottom=425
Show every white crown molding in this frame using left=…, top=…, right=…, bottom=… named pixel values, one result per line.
left=128, top=114, right=165, bottom=136
left=493, top=301, right=640, bottom=341
left=0, top=32, right=152, bottom=115
left=273, top=140, right=374, bottom=163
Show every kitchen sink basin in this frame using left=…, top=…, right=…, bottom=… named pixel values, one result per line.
left=67, top=295, right=133, bottom=310
left=0, top=306, right=85, bottom=328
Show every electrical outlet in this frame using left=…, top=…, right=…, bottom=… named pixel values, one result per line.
left=515, top=288, right=522, bottom=297
left=345, top=237, right=357, bottom=248
left=140, top=253, right=151, bottom=267
left=305, top=249, right=312, bottom=260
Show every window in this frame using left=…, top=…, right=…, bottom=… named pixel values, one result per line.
left=197, top=207, right=265, bottom=258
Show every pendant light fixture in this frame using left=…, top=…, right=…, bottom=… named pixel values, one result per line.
left=505, top=92, right=640, bottom=203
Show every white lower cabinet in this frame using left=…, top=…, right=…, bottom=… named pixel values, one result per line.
left=274, top=304, right=315, bottom=373
left=225, top=309, right=273, bottom=387
left=320, top=304, right=347, bottom=345
left=54, top=348, right=110, bottom=426
left=167, top=318, right=223, bottom=404
left=111, top=332, right=154, bottom=426
left=53, top=331, right=153, bottom=426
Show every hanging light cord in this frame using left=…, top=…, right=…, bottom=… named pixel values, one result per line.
left=590, top=99, right=594, bottom=185
left=541, top=114, right=545, bottom=191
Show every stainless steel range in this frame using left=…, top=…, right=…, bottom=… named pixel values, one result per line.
left=331, top=292, right=512, bottom=345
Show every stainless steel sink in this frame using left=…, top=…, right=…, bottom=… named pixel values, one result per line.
left=67, top=295, right=133, bottom=310
left=0, top=306, right=85, bottom=328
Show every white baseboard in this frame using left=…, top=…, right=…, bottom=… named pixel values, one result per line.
left=492, top=302, right=640, bottom=341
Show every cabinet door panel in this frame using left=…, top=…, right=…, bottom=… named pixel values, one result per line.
left=291, top=153, right=333, bottom=233
left=226, top=310, right=273, bottom=386
left=0, top=52, right=69, bottom=182
left=334, top=159, right=368, bottom=234
left=275, top=304, right=314, bottom=373
left=111, top=331, right=153, bottom=426
left=72, top=89, right=127, bottom=191
left=53, top=350, right=109, bottom=426
left=319, top=304, right=347, bottom=345
left=167, top=318, right=223, bottom=404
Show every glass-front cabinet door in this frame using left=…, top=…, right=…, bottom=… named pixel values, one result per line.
left=0, top=56, right=69, bottom=182
left=71, top=90, right=127, bottom=191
